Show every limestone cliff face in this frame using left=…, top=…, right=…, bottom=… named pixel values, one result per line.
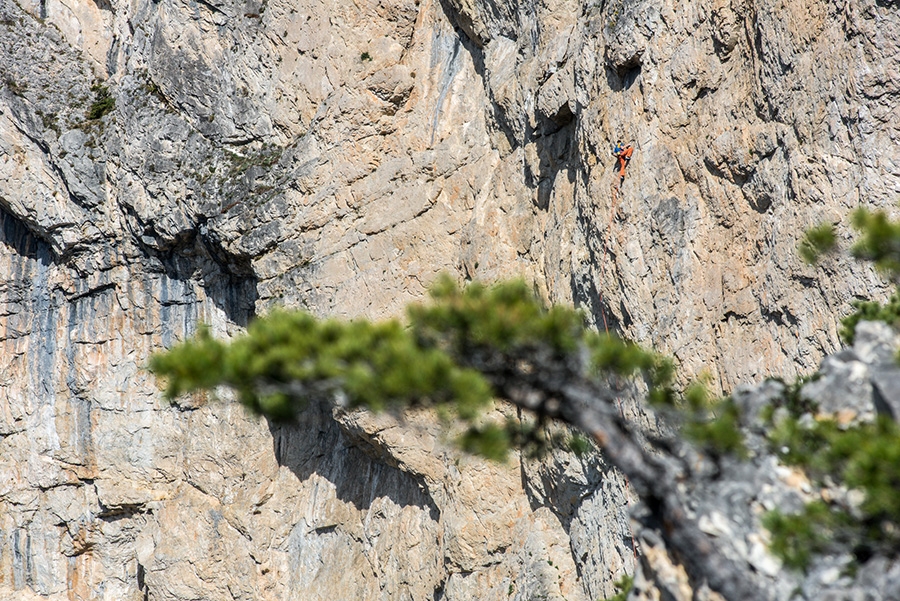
left=444, top=0, right=900, bottom=391
left=0, top=0, right=897, bottom=598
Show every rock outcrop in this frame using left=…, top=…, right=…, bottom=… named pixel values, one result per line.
left=624, top=320, right=900, bottom=601
left=0, top=0, right=898, bottom=598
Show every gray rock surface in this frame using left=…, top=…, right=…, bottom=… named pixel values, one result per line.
left=629, top=321, right=900, bottom=601
left=0, top=0, right=899, bottom=598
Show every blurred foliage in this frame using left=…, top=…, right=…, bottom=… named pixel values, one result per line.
left=408, top=276, right=673, bottom=390
left=763, top=501, right=848, bottom=570
left=840, top=289, right=900, bottom=345
left=150, top=309, right=493, bottom=422
left=153, top=265, right=900, bottom=573
left=767, top=205, right=900, bottom=569
left=151, top=277, right=673, bottom=461
left=602, top=574, right=634, bottom=601
left=765, top=416, right=900, bottom=568
left=849, top=207, right=900, bottom=279
left=150, top=278, right=760, bottom=466
left=801, top=207, right=900, bottom=278
left=803, top=206, right=900, bottom=343
left=653, top=378, right=746, bottom=459
left=762, top=375, right=820, bottom=422
left=799, top=223, right=837, bottom=265
left=682, top=397, right=746, bottom=459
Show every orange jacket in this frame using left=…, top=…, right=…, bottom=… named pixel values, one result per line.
left=618, top=146, right=633, bottom=176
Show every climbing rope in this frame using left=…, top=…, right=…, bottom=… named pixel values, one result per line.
left=596, top=176, right=640, bottom=565
left=597, top=181, right=620, bottom=336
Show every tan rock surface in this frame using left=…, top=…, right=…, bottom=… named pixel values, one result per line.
left=0, top=0, right=898, bottom=598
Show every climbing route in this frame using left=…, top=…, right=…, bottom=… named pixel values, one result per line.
left=595, top=172, right=639, bottom=564
left=597, top=180, right=621, bottom=335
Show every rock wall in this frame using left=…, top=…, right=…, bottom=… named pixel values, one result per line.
left=0, top=0, right=898, bottom=598
left=443, top=0, right=900, bottom=391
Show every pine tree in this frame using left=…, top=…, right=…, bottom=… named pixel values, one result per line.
left=151, top=203, right=900, bottom=597
left=151, top=276, right=762, bottom=599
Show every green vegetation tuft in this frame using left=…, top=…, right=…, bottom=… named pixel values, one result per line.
left=567, top=433, right=592, bottom=456
left=87, top=83, right=115, bottom=120
left=141, top=75, right=165, bottom=101
left=4, top=76, right=26, bottom=95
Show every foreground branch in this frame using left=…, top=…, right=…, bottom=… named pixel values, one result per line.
left=151, top=278, right=763, bottom=600
left=470, top=351, right=761, bottom=601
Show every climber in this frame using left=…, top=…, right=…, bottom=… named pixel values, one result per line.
left=614, top=143, right=634, bottom=188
